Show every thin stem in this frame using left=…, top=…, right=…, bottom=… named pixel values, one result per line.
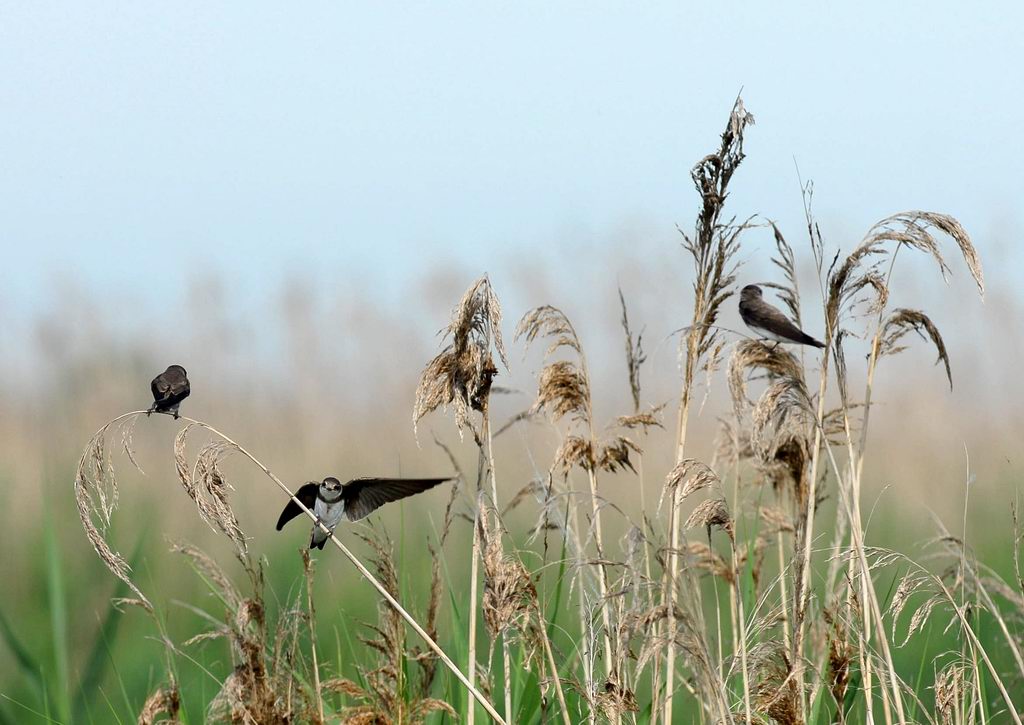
left=503, top=636, right=514, bottom=723
left=731, top=545, right=752, bottom=725
left=536, top=602, right=572, bottom=725
left=302, top=551, right=324, bottom=724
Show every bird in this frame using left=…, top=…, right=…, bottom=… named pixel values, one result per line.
left=147, top=365, right=190, bottom=418
left=738, top=285, right=824, bottom=349
left=276, top=476, right=452, bottom=549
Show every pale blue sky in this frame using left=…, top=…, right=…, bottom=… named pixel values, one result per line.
left=1, top=1, right=1020, bottom=320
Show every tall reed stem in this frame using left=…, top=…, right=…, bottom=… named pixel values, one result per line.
left=301, top=551, right=324, bottom=724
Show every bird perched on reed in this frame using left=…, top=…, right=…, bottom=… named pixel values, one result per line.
left=147, top=365, right=190, bottom=419
left=276, top=476, right=452, bottom=549
left=739, top=285, right=824, bottom=348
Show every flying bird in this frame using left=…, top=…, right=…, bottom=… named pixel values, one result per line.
left=276, top=476, right=452, bottom=549
left=739, top=285, right=824, bottom=349
left=147, top=365, right=190, bottom=418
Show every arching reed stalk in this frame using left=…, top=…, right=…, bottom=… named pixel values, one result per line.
left=664, top=93, right=752, bottom=724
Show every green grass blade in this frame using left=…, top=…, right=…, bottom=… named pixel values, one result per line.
left=0, top=692, right=64, bottom=724
left=44, top=527, right=71, bottom=724
left=72, top=538, right=144, bottom=722
left=0, top=605, right=45, bottom=694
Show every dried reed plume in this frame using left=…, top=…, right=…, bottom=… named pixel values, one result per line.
left=413, top=274, right=514, bottom=725
left=414, top=274, right=508, bottom=439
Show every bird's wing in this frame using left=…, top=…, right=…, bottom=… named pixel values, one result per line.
left=276, top=483, right=321, bottom=530
left=753, top=300, right=808, bottom=338
left=152, top=375, right=171, bottom=398
left=343, top=477, right=451, bottom=521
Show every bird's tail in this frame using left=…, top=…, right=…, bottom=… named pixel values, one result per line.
left=310, top=531, right=329, bottom=550
left=803, top=333, right=826, bottom=349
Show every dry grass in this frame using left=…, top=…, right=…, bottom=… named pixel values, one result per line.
left=65, top=95, right=1024, bottom=725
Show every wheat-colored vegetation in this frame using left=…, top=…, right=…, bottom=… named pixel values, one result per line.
left=3, top=96, right=1020, bottom=725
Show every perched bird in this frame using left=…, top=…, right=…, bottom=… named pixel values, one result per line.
left=276, top=476, right=452, bottom=549
left=147, top=365, right=190, bottom=418
left=739, top=285, right=825, bottom=349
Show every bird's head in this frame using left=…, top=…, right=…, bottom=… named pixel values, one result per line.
left=740, top=284, right=763, bottom=302
left=321, top=477, right=342, bottom=494
left=167, top=364, right=188, bottom=376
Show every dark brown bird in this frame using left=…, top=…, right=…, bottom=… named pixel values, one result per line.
left=739, top=285, right=824, bottom=348
left=276, top=476, right=452, bottom=549
left=147, top=365, right=190, bottom=419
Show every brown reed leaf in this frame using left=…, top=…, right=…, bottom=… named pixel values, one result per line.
left=879, top=308, right=952, bottom=389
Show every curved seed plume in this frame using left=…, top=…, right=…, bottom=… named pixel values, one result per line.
left=414, top=274, right=507, bottom=437
left=665, top=458, right=721, bottom=500
left=879, top=308, right=952, bottom=389
left=866, top=211, right=984, bottom=295
left=827, top=210, right=985, bottom=331
left=175, top=425, right=248, bottom=555
left=751, top=377, right=814, bottom=459
left=597, top=436, right=642, bottom=474
left=727, top=340, right=804, bottom=419
left=615, top=405, right=665, bottom=432
left=74, top=412, right=152, bottom=610
left=764, top=221, right=802, bottom=326
left=554, top=435, right=595, bottom=475
left=531, top=359, right=590, bottom=423
left=515, top=304, right=583, bottom=357
left=685, top=498, right=734, bottom=542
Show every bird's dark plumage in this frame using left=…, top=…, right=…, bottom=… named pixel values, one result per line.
left=275, top=482, right=321, bottom=531
left=739, top=285, right=824, bottom=349
left=276, top=477, right=452, bottom=549
left=341, top=477, right=450, bottom=521
left=148, top=365, right=190, bottom=418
